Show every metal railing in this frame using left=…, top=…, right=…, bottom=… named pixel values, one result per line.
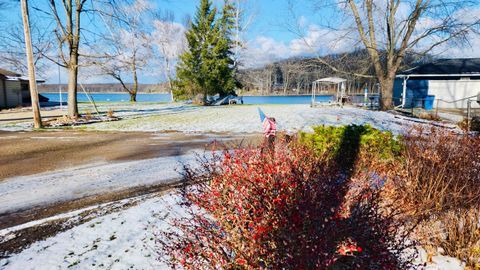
left=435, top=94, right=479, bottom=131
left=321, top=94, right=480, bottom=126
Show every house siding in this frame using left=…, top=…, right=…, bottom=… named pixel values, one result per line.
left=428, top=80, right=480, bottom=109
left=0, top=78, right=6, bottom=108
left=5, top=80, right=22, bottom=108
left=392, top=79, right=429, bottom=108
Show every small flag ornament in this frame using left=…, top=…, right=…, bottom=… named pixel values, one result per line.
left=257, top=107, right=266, bottom=122
left=258, top=108, right=276, bottom=138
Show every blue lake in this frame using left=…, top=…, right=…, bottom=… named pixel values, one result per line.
left=42, top=93, right=334, bottom=105
left=42, top=93, right=173, bottom=103
left=243, top=95, right=333, bottom=104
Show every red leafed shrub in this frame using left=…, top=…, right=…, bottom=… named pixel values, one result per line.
left=158, top=136, right=417, bottom=269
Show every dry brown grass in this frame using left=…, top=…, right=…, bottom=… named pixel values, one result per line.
left=417, top=111, right=441, bottom=121
left=397, top=127, right=480, bottom=216
left=84, top=110, right=92, bottom=121
left=416, top=209, right=480, bottom=268
left=389, top=127, right=480, bottom=267
left=106, top=109, right=115, bottom=118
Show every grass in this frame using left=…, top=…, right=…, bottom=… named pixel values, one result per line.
left=85, top=112, right=205, bottom=131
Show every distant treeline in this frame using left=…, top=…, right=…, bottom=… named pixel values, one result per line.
left=38, top=83, right=170, bottom=93
left=237, top=49, right=431, bottom=95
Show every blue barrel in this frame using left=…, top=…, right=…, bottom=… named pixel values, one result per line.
left=424, top=95, right=435, bottom=110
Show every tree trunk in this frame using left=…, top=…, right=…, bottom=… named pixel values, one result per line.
left=379, top=77, right=394, bottom=110
left=66, top=1, right=82, bottom=118
left=129, top=92, right=136, bottom=102
left=167, top=77, right=174, bottom=102
left=163, top=57, right=174, bottom=102
left=67, top=64, right=79, bottom=117
left=21, top=0, right=42, bottom=128
left=203, top=87, right=208, bottom=105
left=130, top=61, right=138, bottom=102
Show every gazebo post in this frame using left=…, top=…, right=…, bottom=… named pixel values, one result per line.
left=311, top=81, right=315, bottom=105
left=336, top=83, right=340, bottom=102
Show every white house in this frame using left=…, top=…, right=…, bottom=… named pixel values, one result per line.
left=394, top=58, right=480, bottom=110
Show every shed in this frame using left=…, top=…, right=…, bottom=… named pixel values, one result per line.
left=0, top=68, right=45, bottom=109
left=394, top=58, right=480, bottom=109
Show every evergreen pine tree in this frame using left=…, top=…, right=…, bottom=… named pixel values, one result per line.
left=174, top=0, right=238, bottom=103
left=215, top=0, right=239, bottom=96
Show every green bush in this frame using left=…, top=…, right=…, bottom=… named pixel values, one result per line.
left=299, top=124, right=402, bottom=164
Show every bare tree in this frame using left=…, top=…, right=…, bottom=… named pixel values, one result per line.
left=0, top=0, right=52, bottom=76
left=94, top=0, right=153, bottom=102
left=20, top=0, right=42, bottom=128
left=298, top=0, right=480, bottom=109
left=229, top=0, right=255, bottom=69
left=0, top=22, right=52, bottom=77
left=279, top=60, right=303, bottom=94
left=43, top=0, right=89, bottom=117
left=343, top=0, right=478, bottom=108
left=152, top=11, right=186, bottom=100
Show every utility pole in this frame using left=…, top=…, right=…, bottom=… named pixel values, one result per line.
left=21, top=0, right=42, bottom=128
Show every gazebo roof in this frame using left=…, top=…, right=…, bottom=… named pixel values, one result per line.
left=314, top=77, right=347, bottom=84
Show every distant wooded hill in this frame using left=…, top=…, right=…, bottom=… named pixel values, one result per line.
left=38, top=83, right=169, bottom=93
left=237, top=49, right=432, bottom=95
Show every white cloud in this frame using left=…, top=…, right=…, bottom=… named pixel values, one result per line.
left=290, top=25, right=355, bottom=56
left=432, top=32, right=480, bottom=58
left=411, top=7, right=480, bottom=58
left=243, top=4, right=480, bottom=69
left=241, top=36, right=289, bottom=68
left=242, top=24, right=357, bottom=68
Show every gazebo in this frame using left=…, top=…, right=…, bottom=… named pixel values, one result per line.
left=311, top=77, right=347, bottom=106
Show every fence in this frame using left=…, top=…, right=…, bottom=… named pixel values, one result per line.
left=435, top=95, right=480, bottom=131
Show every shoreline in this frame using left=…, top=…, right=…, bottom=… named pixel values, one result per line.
left=38, top=92, right=170, bottom=95
left=39, top=91, right=377, bottom=97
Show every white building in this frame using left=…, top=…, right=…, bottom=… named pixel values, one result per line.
left=394, top=58, right=480, bottom=110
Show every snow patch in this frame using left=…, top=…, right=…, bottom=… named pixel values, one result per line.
left=0, top=193, right=187, bottom=270
left=0, top=153, right=197, bottom=215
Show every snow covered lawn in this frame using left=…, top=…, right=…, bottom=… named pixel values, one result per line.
left=0, top=193, right=186, bottom=270
left=0, top=192, right=465, bottom=270
left=1, top=103, right=455, bottom=134
left=85, top=104, right=413, bottom=134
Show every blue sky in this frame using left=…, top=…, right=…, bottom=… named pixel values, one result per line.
left=2, top=0, right=480, bottom=84
left=167, top=0, right=309, bottom=42
left=2, top=0, right=320, bottom=83
left=3, top=0, right=311, bottom=44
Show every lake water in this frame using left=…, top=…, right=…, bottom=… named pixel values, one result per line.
left=42, top=93, right=173, bottom=103
left=243, top=95, right=333, bottom=104
left=42, top=93, right=334, bottom=105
